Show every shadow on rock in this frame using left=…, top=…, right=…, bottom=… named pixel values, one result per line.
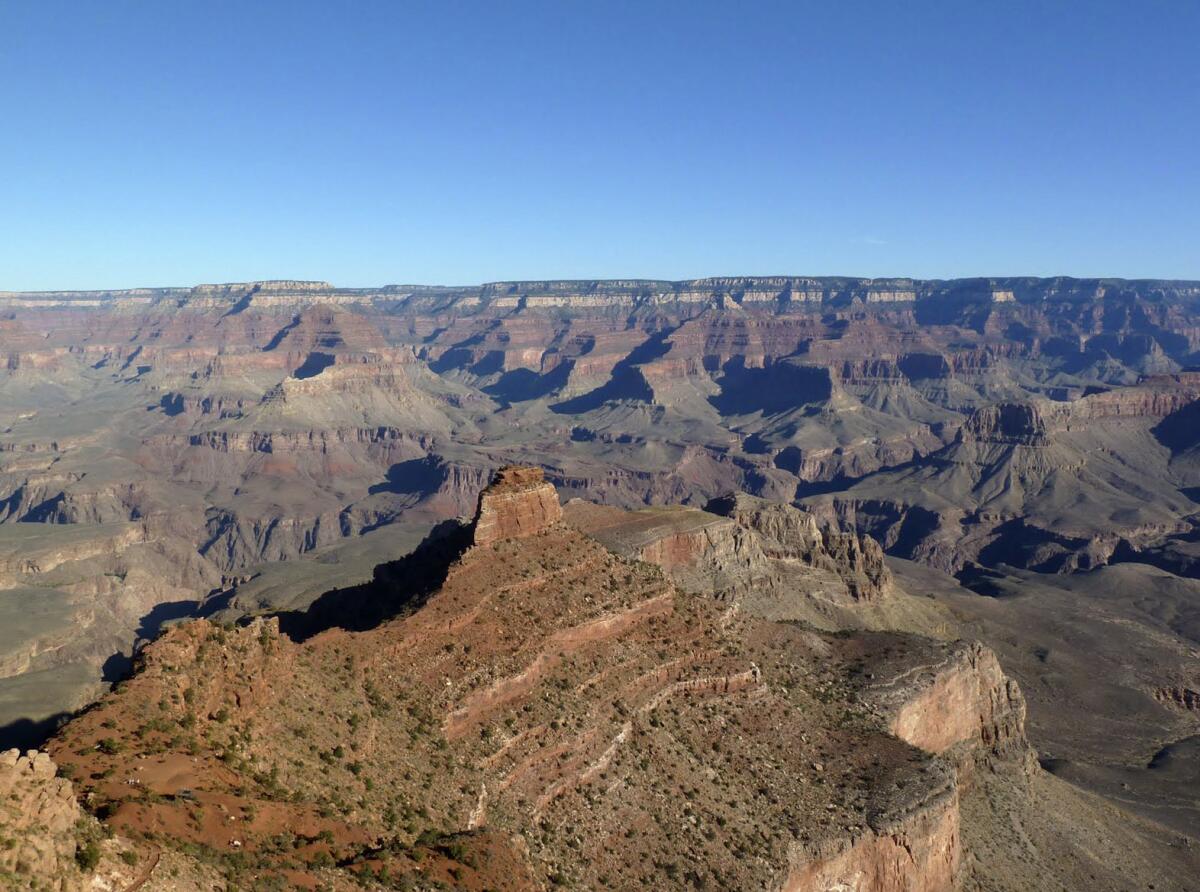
left=0, top=713, right=72, bottom=751
left=368, top=455, right=448, bottom=497
left=102, top=599, right=202, bottom=684
left=274, top=518, right=472, bottom=642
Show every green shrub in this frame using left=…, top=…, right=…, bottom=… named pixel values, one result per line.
left=75, top=841, right=101, bottom=871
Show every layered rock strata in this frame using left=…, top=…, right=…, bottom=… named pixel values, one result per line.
left=783, top=779, right=960, bottom=892
left=563, top=493, right=893, bottom=625
left=2, top=275, right=1200, bottom=741
left=472, top=466, right=564, bottom=546
left=45, top=471, right=1000, bottom=890
left=856, top=639, right=1029, bottom=765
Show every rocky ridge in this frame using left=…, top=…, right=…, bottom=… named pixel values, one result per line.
left=1, top=277, right=1199, bottom=888
left=562, top=493, right=904, bottom=631
left=32, top=469, right=1067, bottom=890
left=4, top=275, right=1199, bottom=313
left=856, top=640, right=1029, bottom=769
left=0, top=748, right=84, bottom=889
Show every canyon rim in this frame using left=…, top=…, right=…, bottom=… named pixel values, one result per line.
left=0, top=278, right=1197, bottom=889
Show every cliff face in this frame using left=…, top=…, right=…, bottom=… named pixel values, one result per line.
left=783, top=777, right=960, bottom=892
left=960, top=402, right=1049, bottom=445
left=472, top=466, right=564, bottom=546
left=858, top=639, right=1028, bottom=765
left=960, top=380, right=1200, bottom=448
left=0, top=749, right=88, bottom=889
left=779, top=636, right=1031, bottom=892
left=7, top=275, right=1197, bottom=313
left=563, top=494, right=893, bottom=628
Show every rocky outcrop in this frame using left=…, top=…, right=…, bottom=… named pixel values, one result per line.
left=564, top=494, right=893, bottom=626
left=960, top=402, right=1048, bottom=445
left=0, top=749, right=86, bottom=888
left=472, top=466, right=564, bottom=546
left=782, top=637, right=1031, bottom=889
left=783, top=770, right=960, bottom=892
left=705, top=493, right=894, bottom=602
left=1154, top=685, right=1200, bottom=711
left=858, top=639, right=1028, bottom=766
left=46, top=493, right=987, bottom=892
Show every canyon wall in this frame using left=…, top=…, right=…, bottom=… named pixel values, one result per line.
left=38, top=469, right=1050, bottom=891
left=860, top=640, right=1029, bottom=764
left=783, top=779, right=960, bottom=892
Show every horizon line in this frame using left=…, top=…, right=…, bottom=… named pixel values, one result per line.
left=5, top=272, right=1200, bottom=295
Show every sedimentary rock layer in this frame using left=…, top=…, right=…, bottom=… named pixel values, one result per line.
left=472, top=466, right=565, bottom=546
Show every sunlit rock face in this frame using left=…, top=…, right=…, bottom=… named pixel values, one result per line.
left=472, top=466, right=564, bottom=546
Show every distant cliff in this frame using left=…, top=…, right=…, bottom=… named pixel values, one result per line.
left=2, top=275, right=1198, bottom=312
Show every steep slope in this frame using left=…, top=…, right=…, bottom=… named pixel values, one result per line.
left=34, top=470, right=1005, bottom=890
left=31, top=470, right=1194, bottom=890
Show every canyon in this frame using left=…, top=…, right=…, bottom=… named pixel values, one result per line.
left=19, top=469, right=1194, bottom=890
left=0, top=276, right=1197, bottom=888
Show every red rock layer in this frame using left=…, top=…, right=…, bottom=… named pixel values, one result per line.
left=471, top=466, right=565, bottom=546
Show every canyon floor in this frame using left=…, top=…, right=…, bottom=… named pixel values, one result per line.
left=0, top=277, right=1198, bottom=888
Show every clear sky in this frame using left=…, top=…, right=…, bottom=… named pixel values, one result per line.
left=1, top=1, right=1197, bottom=290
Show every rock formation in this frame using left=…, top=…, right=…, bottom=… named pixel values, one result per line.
left=471, top=466, right=564, bottom=546
left=0, top=471, right=1177, bottom=889
left=805, top=378, right=1200, bottom=575
left=563, top=493, right=895, bottom=627
left=855, top=638, right=1029, bottom=768
left=37, top=472, right=1036, bottom=891
left=0, top=749, right=80, bottom=882
left=783, top=779, right=960, bottom=892
left=0, top=277, right=1199, bottom=887
left=706, top=493, right=894, bottom=602
left=960, top=401, right=1049, bottom=445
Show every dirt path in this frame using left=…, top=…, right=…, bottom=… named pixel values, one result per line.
left=122, top=851, right=160, bottom=892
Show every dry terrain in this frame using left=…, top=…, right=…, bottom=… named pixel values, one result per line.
left=0, top=277, right=1197, bottom=888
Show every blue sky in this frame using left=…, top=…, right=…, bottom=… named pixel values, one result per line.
left=1, top=1, right=1197, bottom=289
